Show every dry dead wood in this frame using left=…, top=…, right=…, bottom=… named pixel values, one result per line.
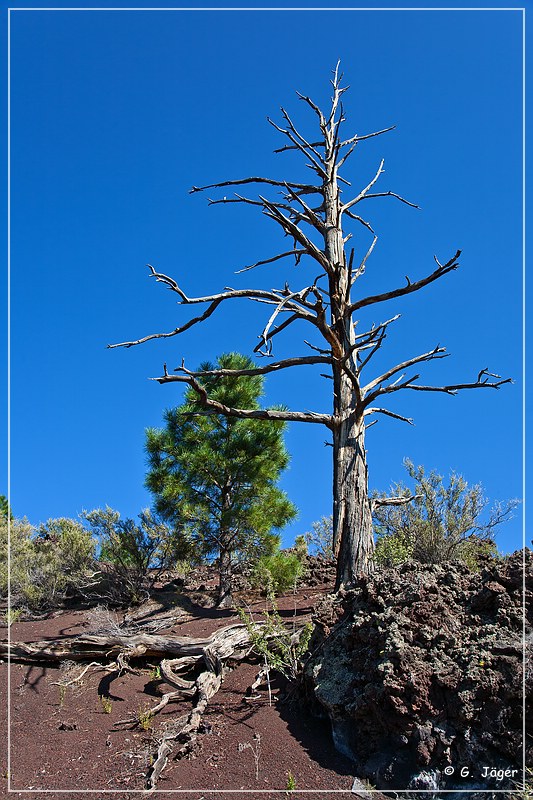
left=1, top=622, right=251, bottom=663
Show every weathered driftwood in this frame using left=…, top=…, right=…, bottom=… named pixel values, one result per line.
left=147, top=648, right=223, bottom=789
left=1, top=622, right=251, bottom=663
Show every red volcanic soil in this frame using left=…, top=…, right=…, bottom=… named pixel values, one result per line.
left=0, top=579, right=375, bottom=800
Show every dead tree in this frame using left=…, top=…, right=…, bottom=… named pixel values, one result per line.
left=110, top=65, right=510, bottom=589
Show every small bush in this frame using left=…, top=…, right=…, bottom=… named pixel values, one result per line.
left=137, top=706, right=153, bottom=730
left=1, top=515, right=97, bottom=611
left=286, top=771, right=297, bottom=791
left=252, top=551, right=303, bottom=595
left=372, top=459, right=518, bottom=569
left=373, top=530, right=413, bottom=567
left=99, top=695, right=113, bottom=714
left=238, top=597, right=313, bottom=680
left=83, top=507, right=175, bottom=603
left=293, top=535, right=308, bottom=560
left=304, top=516, right=333, bottom=560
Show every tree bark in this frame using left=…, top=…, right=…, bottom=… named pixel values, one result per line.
left=333, top=413, right=374, bottom=588
left=323, top=140, right=374, bottom=588
left=217, top=546, right=233, bottom=608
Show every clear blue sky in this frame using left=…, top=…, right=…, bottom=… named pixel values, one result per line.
left=3, top=6, right=525, bottom=553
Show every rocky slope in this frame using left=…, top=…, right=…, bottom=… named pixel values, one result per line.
left=303, top=551, right=529, bottom=795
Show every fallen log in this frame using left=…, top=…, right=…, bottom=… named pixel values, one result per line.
left=0, top=623, right=252, bottom=663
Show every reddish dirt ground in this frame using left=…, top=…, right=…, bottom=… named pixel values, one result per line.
left=1, top=582, right=372, bottom=800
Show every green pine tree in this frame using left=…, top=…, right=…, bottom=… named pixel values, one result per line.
left=145, top=352, right=297, bottom=607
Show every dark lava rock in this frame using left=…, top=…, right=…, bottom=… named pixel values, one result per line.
left=303, top=551, right=530, bottom=795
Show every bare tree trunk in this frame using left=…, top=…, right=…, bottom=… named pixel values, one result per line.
left=217, top=545, right=233, bottom=608
left=324, top=142, right=374, bottom=588
left=333, top=412, right=374, bottom=588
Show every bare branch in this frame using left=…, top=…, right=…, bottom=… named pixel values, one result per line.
left=359, top=190, right=420, bottom=210
left=343, top=210, right=376, bottom=234
left=254, top=312, right=301, bottom=356
left=283, top=183, right=326, bottom=232
left=295, top=90, right=327, bottom=129
left=304, top=340, right=331, bottom=355
left=279, top=107, right=325, bottom=166
left=273, top=140, right=322, bottom=155
left=190, top=177, right=321, bottom=195
left=235, top=249, right=307, bottom=275
left=146, top=264, right=188, bottom=301
left=400, top=375, right=513, bottom=395
left=260, top=196, right=332, bottom=273
left=151, top=371, right=334, bottom=428
left=341, top=159, right=385, bottom=213
left=351, top=314, right=401, bottom=349
left=268, top=115, right=327, bottom=179
left=364, top=407, right=414, bottom=425
left=352, top=235, right=378, bottom=284
left=108, top=299, right=223, bottom=349
left=172, top=355, right=331, bottom=379
left=339, top=125, right=396, bottom=149
left=207, top=194, right=312, bottom=228
left=356, top=330, right=387, bottom=372
left=350, top=250, right=461, bottom=312
left=363, top=345, right=449, bottom=400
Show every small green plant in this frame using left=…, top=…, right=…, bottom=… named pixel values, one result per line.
left=137, top=706, right=153, bottom=731
left=149, top=665, right=161, bottom=681
left=4, top=609, right=22, bottom=626
left=293, top=535, right=307, bottom=560
left=252, top=550, right=303, bottom=596
left=286, top=771, right=297, bottom=791
left=238, top=595, right=313, bottom=681
left=99, top=695, right=112, bottom=714
left=58, top=684, right=68, bottom=709
left=174, top=559, right=192, bottom=578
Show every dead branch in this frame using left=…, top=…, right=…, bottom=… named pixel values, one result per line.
left=339, top=125, right=396, bottom=149
left=350, top=250, right=462, bottom=312
left=364, top=407, right=414, bottom=426
left=108, top=299, right=223, bottom=349
left=362, top=345, right=449, bottom=402
left=352, top=235, right=378, bottom=284
left=1, top=624, right=252, bottom=663
left=370, top=494, right=422, bottom=512
left=341, top=159, right=385, bottom=212
left=359, top=190, right=420, bottom=209
left=399, top=375, right=513, bottom=395
left=235, top=249, right=307, bottom=274
left=190, top=176, right=321, bottom=195
left=172, top=355, right=331, bottom=379
left=149, top=371, right=335, bottom=428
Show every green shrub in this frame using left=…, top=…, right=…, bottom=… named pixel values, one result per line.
left=293, top=535, right=308, bottom=560
left=373, top=530, right=413, bottom=567
left=252, top=550, right=303, bottom=595
left=304, top=516, right=333, bottom=560
left=238, top=597, right=313, bottom=680
left=83, top=507, right=175, bottom=603
left=372, top=459, right=518, bottom=569
left=0, top=495, right=12, bottom=520
left=1, top=515, right=97, bottom=610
